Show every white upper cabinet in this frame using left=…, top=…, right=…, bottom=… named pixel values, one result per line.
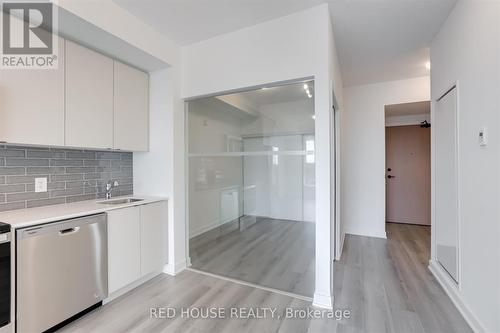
left=0, top=36, right=149, bottom=151
left=0, top=37, right=65, bottom=146
left=65, top=40, right=114, bottom=149
left=114, top=61, right=149, bottom=151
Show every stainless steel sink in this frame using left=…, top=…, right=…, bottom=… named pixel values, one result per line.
left=98, top=198, right=144, bottom=205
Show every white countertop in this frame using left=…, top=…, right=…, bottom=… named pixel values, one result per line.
left=0, top=196, right=168, bottom=229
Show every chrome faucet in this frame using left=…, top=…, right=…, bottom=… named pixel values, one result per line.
left=105, top=180, right=119, bottom=199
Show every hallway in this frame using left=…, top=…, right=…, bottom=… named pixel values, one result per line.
left=332, top=223, right=470, bottom=332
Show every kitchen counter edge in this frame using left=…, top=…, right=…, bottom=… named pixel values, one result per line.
left=0, top=196, right=168, bottom=229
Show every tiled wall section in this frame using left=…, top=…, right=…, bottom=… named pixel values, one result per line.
left=0, top=145, right=133, bottom=212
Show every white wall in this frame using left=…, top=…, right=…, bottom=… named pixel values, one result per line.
left=133, top=67, right=186, bottom=275
left=342, top=77, right=430, bottom=238
left=430, top=1, right=500, bottom=332
left=182, top=4, right=342, bottom=309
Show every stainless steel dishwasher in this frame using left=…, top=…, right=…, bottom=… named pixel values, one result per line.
left=16, top=214, right=107, bottom=333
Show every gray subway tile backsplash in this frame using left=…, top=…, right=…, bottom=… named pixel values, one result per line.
left=0, top=149, right=25, bottom=157
left=0, top=184, right=26, bottom=194
left=50, top=159, right=84, bottom=166
left=7, top=191, right=49, bottom=202
left=0, top=145, right=133, bottom=212
left=26, top=150, right=65, bottom=159
left=0, top=167, right=25, bottom=175
left=0, top=201, right=26, bottom=212
left=27, top=197, right=66, bottom=209
left=6, top=158, right=50, bottom=167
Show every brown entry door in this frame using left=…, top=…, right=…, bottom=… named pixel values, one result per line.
left=386, top=125, right=431, bottom=225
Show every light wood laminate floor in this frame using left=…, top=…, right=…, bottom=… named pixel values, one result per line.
left=59, top=223, right=471, bottom=333
left=190, top=218, right=315, bottom=297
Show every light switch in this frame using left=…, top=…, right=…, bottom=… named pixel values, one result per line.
left=35, top=177, right=47, bottom=193
left=479, top=127, right=488, bottom=146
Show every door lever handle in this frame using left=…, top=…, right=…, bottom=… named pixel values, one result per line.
left=387, top=175, right=395, bottom=179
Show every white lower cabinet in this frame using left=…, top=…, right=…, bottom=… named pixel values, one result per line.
left=140, top=201, right=168, bottom=276
left=107, top=206, right=141, bottom=293
left=107, top=201, right=167, bottom=294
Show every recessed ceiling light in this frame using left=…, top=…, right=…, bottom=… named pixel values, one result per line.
left=425, top=61, right=431, bottom=70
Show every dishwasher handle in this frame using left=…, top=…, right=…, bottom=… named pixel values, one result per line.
left=59, top=227, right=80, bottom=235
left=17, top=213, right=106, bottom=240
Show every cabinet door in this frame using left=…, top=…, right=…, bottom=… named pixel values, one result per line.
left=140, top=201, right=168, bottom=276
left=114, top=61, right=149, bottom=151
left=107, top=206, right=141, bottom=293
left=65, top=40, right=113, bottom=149
left=0, top=37, right=65, bottom=146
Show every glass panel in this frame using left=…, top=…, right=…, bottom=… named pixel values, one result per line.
left=188, top=80, right=316, bottom=296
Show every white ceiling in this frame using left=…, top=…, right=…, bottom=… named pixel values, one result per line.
left=385, top=101, right=430, bottom=117
left=113, top=0, right=325, bottom=45
left=225, top=80, right=314, bottom=108
left=329, top=0, right=456, bottom=85
left=114, top=0, right=456, bottom=86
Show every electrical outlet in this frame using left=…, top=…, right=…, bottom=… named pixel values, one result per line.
left=479, top=127, right=488, bottom=146
left=35, top=177, right=47, bottom=193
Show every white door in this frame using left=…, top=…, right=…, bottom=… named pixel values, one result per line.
left=435, top=87, right=459, bottom=283
left=386, top=125, right=431, bottom=225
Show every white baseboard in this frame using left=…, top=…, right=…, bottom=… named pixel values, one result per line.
left=428, top=260, right=486, bottom=333
left=163, top=259, right=187, bottom=276
left=312, top=292, right=333, bottom=309
left=345, top=228, right=387, bottom=239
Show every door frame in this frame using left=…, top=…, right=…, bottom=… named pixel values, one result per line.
left=383, top=101, right=432, bottom=231
left=333, top=104, right=343, bottom=260
left=431, top=82, right=462, bottom=288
